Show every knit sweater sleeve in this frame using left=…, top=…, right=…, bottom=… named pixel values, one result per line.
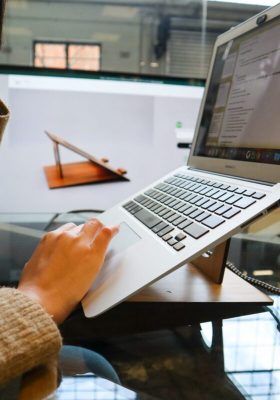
left=0, top=287, right=62, bottom=386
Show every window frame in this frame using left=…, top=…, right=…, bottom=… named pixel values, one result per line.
left=33, top=40, right=102, bottom=71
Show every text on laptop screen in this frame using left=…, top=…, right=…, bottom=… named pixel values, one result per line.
left=194, top=14, right=280, bottom=165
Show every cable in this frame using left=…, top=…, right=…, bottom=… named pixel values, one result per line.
left=226, top=260, right=280, bottom=295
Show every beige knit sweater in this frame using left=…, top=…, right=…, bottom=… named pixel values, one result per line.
left=0, top=287, right=62, bottom=386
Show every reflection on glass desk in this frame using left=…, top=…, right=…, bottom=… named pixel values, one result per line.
left=56, top=375, right=156, bottom=400
left=0, top=211, right=279, bottom=400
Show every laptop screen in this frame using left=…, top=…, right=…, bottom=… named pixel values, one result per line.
left=193, top=14, right=280, bottom=166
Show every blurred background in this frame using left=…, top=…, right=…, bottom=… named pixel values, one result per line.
left=0, top=0, right=278, bottom=79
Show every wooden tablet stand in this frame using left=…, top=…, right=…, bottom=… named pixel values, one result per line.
left=44, top=131, right=129, bottom=189
left=192, top=239, right=231, bottom=283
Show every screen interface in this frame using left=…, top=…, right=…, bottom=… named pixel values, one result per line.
left=194, top=14, right=280, bottom=165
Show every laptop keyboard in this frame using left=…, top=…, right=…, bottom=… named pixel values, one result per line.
left=122, top=172, right=266, bottom=252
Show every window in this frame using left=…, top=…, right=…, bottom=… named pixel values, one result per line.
left=33, top=41, right=101, bottom=71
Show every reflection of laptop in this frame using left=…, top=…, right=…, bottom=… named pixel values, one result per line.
left=83, top=4, right=280, bottom=318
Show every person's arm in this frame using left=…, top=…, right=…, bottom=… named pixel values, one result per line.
left=0, top=219, right=118, bottom=385
left=0, top=287, right=61, bottom=386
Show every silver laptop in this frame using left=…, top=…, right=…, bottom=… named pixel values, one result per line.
left=83, top=4, right=280, bottom=318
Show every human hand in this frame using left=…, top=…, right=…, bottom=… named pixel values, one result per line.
left=18, top=219, right=119, bottom=324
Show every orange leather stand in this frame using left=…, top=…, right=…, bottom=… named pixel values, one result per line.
left=44, top=161, right=127, bottom=189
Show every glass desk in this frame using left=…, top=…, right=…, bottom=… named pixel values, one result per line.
left=0, top=211, right=279, bottom=400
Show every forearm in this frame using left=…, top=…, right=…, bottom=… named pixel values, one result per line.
left=0, top=288, right=62, bottom=386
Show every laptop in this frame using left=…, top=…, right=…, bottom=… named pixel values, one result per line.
left=82, top=4, right=280, bottom=318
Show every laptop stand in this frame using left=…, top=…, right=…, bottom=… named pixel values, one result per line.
left=44, top=131, right=129, bottom=189
left=192, top=239, right=231, bottom=284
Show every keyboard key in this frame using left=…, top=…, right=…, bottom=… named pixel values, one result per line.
left=164, top=177, right=177, bottom=184
left=178, top=204, right=192, bottom=213
left=130, top=205, right=142, bottom=214
left=164, top=210, right=175, bottom=219
left=227, top=185, right=238, bottom=192
left=123, top=201, right=135, bottom=209
left=202, top=215, right=225, bottom=229
left=183, top=206, right=197, bottom=216
left=235, top=188, right=246, bottom=194
left=172, top=216, right=187, bottom=226
left=220, top=184, right=230, bottom=190
left=199, top=186, right=212, bottom=195
left=173, top=242, right=185, bottom=251
left=206, top=188, right=219, bottom=197
left=218, top=192, right=234, bottom=202
left=201, top=199, right=216, bottom=210
left=183, top=193, right=197, bottom=202
left=173, top=189, right=183, bottom=196
left=178, top=219, right=192, bottom=229
left=134, top=195, right=147, bottom=203
left=134, top=209, right=162, bottom=228
left=195, top=211, right=211, bottom=222
left=183, top=223, right=209, bottom=239
left=145, top=200, right=154, bottom=208
left=208, top=202, right=223, bottom=212
left=173, top=201, right=184, bottom=210
left=178, top=191, right=188, bottom=200
left=189, top=195, right=203, bottom=204
left=243, top=189, right=256, bottom=197
left=167, top=213, right=180, bottom=223
left=193, top=185, right=204, bottom=193
left=155, top=183, right=166, bottom=190
left=215, top=205, right=232, bottom=215
left=153, top=205, right=165, bottom=214
left=150, top=203, right=162, bottom=212
left=152, top=221, right=168, bottom=233
left=162, top=233, right=172, bottom=241
left=188, top=183, right=200, bottom=191
left=168, top=199, right=181, bottom=208
left=153, top=192, right=164, bottom=200
left=195, top=197, right=209, bottom=207
left=207, top=181, right=215, bottom=187
left=158, top=207, right=170, bottom=217
left=157, top=225, right=175, bottom=237
left=144, top=189, right=155, bottom=196
left=168, top=238, right=178, bottom=246
left=175, top=232, right=186, bottom=241
left=223, top=208, right=241, bottom=219
left=234, top=197, right=256, bottom=209
left=188, top=209, right=204, bottom=219
left=174, top=190, right=185, bottom=198
left=252, top=192, right=266, bottom=199
left=126, top=204, right=138, bottom=212
left=226, top=194, right=242, bottom=205
left=165, top=198, right=176, bottom=206
left=211, top=190, right=225, bottom=200
left=213, top=182, right=223, bottom=188
left=156, top=194, right=167, bottom=202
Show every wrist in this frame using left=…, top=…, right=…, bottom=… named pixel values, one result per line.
left=17, top=285, right=57, bottom=323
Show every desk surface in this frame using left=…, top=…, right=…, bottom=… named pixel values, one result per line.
left=0, top=212, right=279, bottom=400
left=0, top=211, right=276, bottom=330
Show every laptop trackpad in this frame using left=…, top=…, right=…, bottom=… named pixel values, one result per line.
left=105, top=221, right=141, bottom=261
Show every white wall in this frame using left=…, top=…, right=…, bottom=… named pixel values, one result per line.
left=0, top=74, right=203, bottom=212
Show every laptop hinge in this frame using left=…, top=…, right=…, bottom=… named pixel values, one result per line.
left=188, top=167, right=274, bottom=187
